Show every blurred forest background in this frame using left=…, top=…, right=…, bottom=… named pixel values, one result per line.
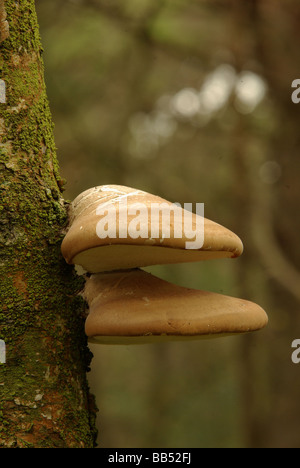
left=35, top=0, right=300, bottom=448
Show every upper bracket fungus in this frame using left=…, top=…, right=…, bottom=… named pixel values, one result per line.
left=61, top=184, right=268, bottom=344
left=61, top=185, right=243, bottom=273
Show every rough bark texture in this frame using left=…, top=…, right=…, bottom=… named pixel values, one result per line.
left=0, top=0, right=97, bottom=447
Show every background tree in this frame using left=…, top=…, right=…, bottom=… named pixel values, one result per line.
left=0, top=0, right=97, bottom=448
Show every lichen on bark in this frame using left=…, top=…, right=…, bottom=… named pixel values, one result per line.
left=0, top=0, right=97, bottom=448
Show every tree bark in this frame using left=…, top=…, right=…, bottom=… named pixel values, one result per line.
left=0, top=0, right=97, bottom=448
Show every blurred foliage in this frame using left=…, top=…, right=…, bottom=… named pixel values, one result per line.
left=36, top=0, right=300, bottom=448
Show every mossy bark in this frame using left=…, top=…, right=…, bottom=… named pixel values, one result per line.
left=0, top=0, right=97, bottom=447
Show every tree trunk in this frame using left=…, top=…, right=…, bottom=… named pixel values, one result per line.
left=0, top=0, right=97, bottom=448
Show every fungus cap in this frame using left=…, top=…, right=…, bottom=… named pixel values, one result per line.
left=61, top=185, right=243, bottom=273
left=84, top=268, right=268, bottom=344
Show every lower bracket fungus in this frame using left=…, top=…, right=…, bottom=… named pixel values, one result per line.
left=84, top=268, right=268, bottom=344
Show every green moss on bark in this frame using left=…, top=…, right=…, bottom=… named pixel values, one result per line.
left=0, top=0, right=97, bottom=448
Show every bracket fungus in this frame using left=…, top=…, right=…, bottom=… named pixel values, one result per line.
left=61, top=184, right=268, bottom=344
left=84, top=269, right=268, bottom=344
left=61, top=185, right=244, bottom=273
